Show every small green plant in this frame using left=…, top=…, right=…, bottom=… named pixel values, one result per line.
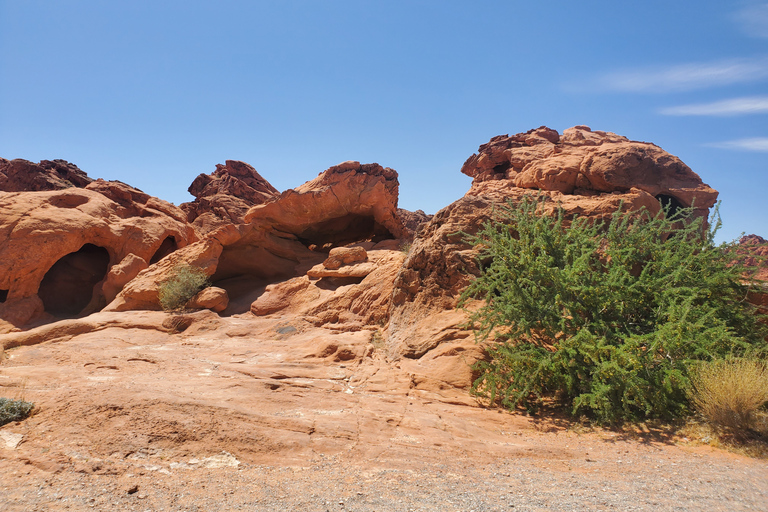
left=689, top=358, right=768, bottom=435
left=0, top=397, right=34, bottom=426
left=158, top=264, right=210, bottom=311
left=459, top=195, right=768, bottom=424
left=399, top=242, right=412, bottom=255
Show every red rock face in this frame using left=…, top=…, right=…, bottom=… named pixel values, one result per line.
left=461, top=125, right=717, bottom=215
left=0, top=158, right=93, bottom=192
left=0, top=185, right=196, bottom=330
left=736, top=234, right=768, bottom=316
left=180, top=160, right=280, bottom=234
left=111, top=161, right=406, bottom=317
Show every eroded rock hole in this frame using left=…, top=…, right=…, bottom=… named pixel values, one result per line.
left=150, top=236, right=178, bottom=264
left=38, top=244, right=110, bottom=317
left=492, top=162, right=511, bottom=175
left=0, top=289, right=7, bottom=303
left=657, top=194, right=684, bottom=218
left=316, top=276, right=366, bottom=289
left=297, top=214, right=394, bottom=251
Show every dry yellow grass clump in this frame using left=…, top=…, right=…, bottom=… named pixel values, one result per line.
left=689, top=359, right=768, bottom=435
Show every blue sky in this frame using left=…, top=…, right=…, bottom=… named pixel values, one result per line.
left=1, top=1, right=766, bottom=242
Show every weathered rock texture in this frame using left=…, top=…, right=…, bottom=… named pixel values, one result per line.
left=0, top=183, right=196, bottom=331
left=180, top=160, right=280, bottom=234
left=0, top=158, right=92, bottom=192
left=108, top=161, right=405, bottom=322
left=461, top=126, right=717, bottom=216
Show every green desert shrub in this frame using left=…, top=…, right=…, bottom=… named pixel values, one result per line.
left=689, top=358, right=768, bottom=434
left=158, top=264, right=210, bottom=311
left=459, top=196, right=768, bottom=424
left=0, top=397, right=34, bottom=426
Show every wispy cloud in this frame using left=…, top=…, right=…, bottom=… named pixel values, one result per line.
left=707, top=137, right=768, bottom=152
left=660, top=96, right=768, bottom=116
left=732, top=3, right=768, bottom=39
left=599, top=56, right=768, bottom=93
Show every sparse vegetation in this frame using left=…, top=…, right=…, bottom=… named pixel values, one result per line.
left=688, top=358, right=768, bottom=436
left=459, top=195, right=768, bottom=424
left=371, top=329, right=385, bottom=350
left=158, top=264, right=210, bottom=311
left=0, top=397, right=34, bottom=426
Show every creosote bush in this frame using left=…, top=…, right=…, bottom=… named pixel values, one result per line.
left=459, top=196, right=768, bottom=424
left=689, top=358, right=768, bottom=435
left=0, top=397, right=34, bottom=426
left=158, top=264, right=210, bottom=311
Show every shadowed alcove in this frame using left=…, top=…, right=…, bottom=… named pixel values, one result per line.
left=38, top=243, right=110, bottom=317
left=150, top=236, right=178, bottom=264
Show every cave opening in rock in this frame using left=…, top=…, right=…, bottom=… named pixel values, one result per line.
left=657, top=194, right=684, bottom=218
left=150, top=236, right=178, bottom=264
left=296, top=213, right=394, bottom=251
left=38, top=244, right=110, bottom=317
left=0, top=289, right=7, bottom=303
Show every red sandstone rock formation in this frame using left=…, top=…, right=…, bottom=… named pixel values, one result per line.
left=0, top=127, right=725, bottom=393
left=0, top=158, right=93, bottom=192
left=107, top=161, right=406, bottom=320
left=180, top=160, right=280, bottom=234
left=0, top=184, right=196, bottom=331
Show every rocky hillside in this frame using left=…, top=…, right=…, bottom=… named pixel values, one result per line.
left=1, top=127, right=767, bottom=511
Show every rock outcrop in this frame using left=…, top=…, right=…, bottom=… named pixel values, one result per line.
left=180, top=160, right=280, bottom=234
left=0, top=158, right=93, bottom=192
left=460, top=125, right=717, bottom=217
left=0, top=126, right=725, bottom=394
left=107, top=161, right=406, bottom=320
left=737, top=234, right=768, bottom=317
left=0, top=183, right=196, bottom=330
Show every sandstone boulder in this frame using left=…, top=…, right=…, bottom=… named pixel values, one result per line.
left=460, top=125, right=718, bottom=217
left=322, top=246, right=368, bottom=270
left=187, top=286, right=229, bottom=313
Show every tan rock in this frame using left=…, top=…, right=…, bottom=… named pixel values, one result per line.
left=101, top=254, right=149, bottom=304
left=461, top=125, right=718, bottom=216
left=251, top=276, right=313, bottom=316
left=187, top=286, right=229, bottom=312
left=307, top=261, right=378, bottom=279
left=322, top=246, right=368, bottom=270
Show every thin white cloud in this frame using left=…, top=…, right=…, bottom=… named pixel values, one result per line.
left=600, top=56, right=768, bottom=93
left=707, top=137, right=768, bottom=152
left=660, top=96, right=768, bottom=116
left=733, top=3, right=768, bottom=38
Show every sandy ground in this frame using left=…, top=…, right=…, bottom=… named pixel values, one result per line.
left=1, top=312, right=767, bottom=511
